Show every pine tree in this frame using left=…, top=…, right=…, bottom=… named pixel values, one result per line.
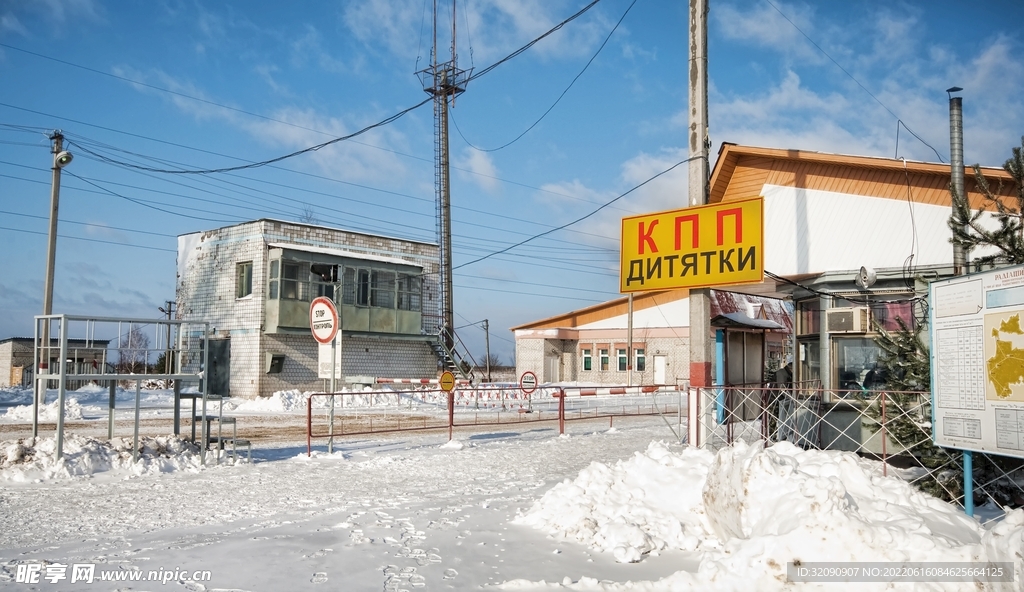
left=949, top=136, right=1024, bottom=266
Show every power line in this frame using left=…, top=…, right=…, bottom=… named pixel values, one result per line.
left=454, top=155, right=701, bottom=270
left=453, top=0, right=636, bottom=152
left=0, top=225, right=176, bottom=252
left=762, top=0, right=946, bottom=163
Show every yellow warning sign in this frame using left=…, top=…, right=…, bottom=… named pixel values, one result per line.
left=620, top=198, right=763, bottom=292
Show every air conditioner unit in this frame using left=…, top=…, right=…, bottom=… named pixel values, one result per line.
left=826, top=307, right=870, bottom=333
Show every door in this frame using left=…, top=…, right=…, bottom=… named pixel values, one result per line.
left=654, top=355, right=667, bottom=384
left=544, top=354, right=560, bottom=383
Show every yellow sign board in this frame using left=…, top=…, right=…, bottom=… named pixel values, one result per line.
left=620, top=198, right=763, bottom=292
left=439, top=370, right=456, bottom=392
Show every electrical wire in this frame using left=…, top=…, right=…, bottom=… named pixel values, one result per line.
left=45, top=1, right=605, bottom=177
left=0, top=225, right=176, bottom=253
left=762, top=0, right=946, bottom=163
left=453, top=155, right=702, bottom=270
left=63, top=98, right=432, bottom=175
left=452, top=0, right=637, bottom=152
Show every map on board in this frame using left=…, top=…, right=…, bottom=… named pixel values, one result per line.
left=986, top=312, right=1024, bottom=402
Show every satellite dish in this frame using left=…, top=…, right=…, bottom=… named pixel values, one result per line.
left=855, top=266, right=877, bottom=289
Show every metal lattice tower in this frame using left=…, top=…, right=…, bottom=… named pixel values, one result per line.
left=416, top=1, right=471, bottom=352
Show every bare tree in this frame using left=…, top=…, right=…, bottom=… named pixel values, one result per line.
left=118, top=324, right=151, bottom=375
left=298, top=203, right=321, bottom=226
left=479, top=352, right=503, bottom=368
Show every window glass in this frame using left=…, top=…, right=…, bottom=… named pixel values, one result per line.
left=397, top=275, right=422, bottom=312
left=797, top=339, right=820, bottom=383
left=797, top=299, right=820, bottom=336
left=357, top=269, right=370, bottom=306
left=342, top=267, right=356, bottom=305
left=835, top=337, right=883, bottom=395
left=371, top=270, right=396, bottom=308
left=281, top=262, right=300, bottom=300
left=599, top=349, right=609, bottom=371
left=269, top=260, right=279, bottom=279
left=635, top=348, right=646, bottom=372
left=582, top=349, right=592, bottom=371
left=617, top=349, right=627, bottom=371
left=236, top=262, right=253, bottom=299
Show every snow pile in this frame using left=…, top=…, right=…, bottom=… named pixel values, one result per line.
left=3, top=397, right=84, bottom=421
left=0, top=434, right=203, bottom=482
left=515, top=441, right=1024, bottom=589
left=228, top=389, right=312, bottom=413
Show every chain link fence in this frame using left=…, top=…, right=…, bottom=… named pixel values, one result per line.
left=688, top=384, right=1024, bottom=517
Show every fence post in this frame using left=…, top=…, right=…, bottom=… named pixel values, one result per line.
left=558, top=389, right=565, bottom=435
left=448, top=390, right=455, bottom=441
left=880, top=391, right=887, bottom=477
left=963, top=451, right=974, bottom=517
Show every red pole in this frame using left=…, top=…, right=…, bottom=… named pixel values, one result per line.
left=448, top=390, right=455, bottom=440
left=306, top=396, right=312, bottom=457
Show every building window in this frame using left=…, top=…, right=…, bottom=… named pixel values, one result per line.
left=236, top=262, right=253, bottom=298
left=371, top=270, right=396, bottom=308
left=617, top=348, right=627, bottom=371
left=835, top=337, right=884, bottom=394
left=635, top=348, right=646, bottom=372
left=397, top=274, right=422, bottom=312
left=582, top=349, right=592, bottom=371
left=797, top=298, right=820, bottom=336
left=599, top=349, right=609, bottom=371
left=281, top=262, right=302, bottom=300
left=268, top=260, right=279, bottom=299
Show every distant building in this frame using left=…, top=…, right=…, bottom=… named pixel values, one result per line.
left=513, top=290, right=792, bottom=386
left=176, top=220, right=443, bottom=398
left=0, top=337, right=110, bottom=389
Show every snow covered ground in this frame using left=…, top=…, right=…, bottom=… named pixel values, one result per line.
left=1, top=386, right=1022, bottom=590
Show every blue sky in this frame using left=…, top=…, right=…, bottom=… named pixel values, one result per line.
left=1, top=0, right=1023, bottom=364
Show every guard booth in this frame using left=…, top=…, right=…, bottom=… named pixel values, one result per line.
left=712, top=311, right=785, bottom=422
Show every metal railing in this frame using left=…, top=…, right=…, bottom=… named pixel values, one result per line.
left=306, top=384, right=685, bottom=455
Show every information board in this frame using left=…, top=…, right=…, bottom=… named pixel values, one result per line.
left=931, top=265, right=1024, bottom=458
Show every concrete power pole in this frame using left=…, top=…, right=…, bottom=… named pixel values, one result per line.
left=687, top=0, right=714, bottom=388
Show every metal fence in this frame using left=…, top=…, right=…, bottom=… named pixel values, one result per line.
left=306, top=385, right=685, bottom=454
left=687, top=384, right=1024, bottom=515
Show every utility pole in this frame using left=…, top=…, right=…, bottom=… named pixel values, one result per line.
left=687, top=0, right=713, bottom=388
left=483, top=319, right=491, bottom=383
left=417, top=0, right=471, bottom=355
left=37, top=131, right=72, bottom=410
left=158, top=301, right=176, bottom=373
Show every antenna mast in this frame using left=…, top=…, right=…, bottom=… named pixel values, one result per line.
left=417, top=0, right=472, bottom=352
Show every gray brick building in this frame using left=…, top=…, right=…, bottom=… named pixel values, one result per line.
left=176, top=220, right=442, bottom=398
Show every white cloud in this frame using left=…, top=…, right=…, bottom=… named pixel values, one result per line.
left=241, top=106, right=411, bottom=184
left=343, top=0, right=611, bottom=68
left=454, top=148, right=499, bottom=193
left=713, top=1, right=822, bottom=63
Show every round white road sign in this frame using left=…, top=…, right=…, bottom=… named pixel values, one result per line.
left=520, top=371, right=538, bottom=395
left=309, top=297, right=339, bottom=344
